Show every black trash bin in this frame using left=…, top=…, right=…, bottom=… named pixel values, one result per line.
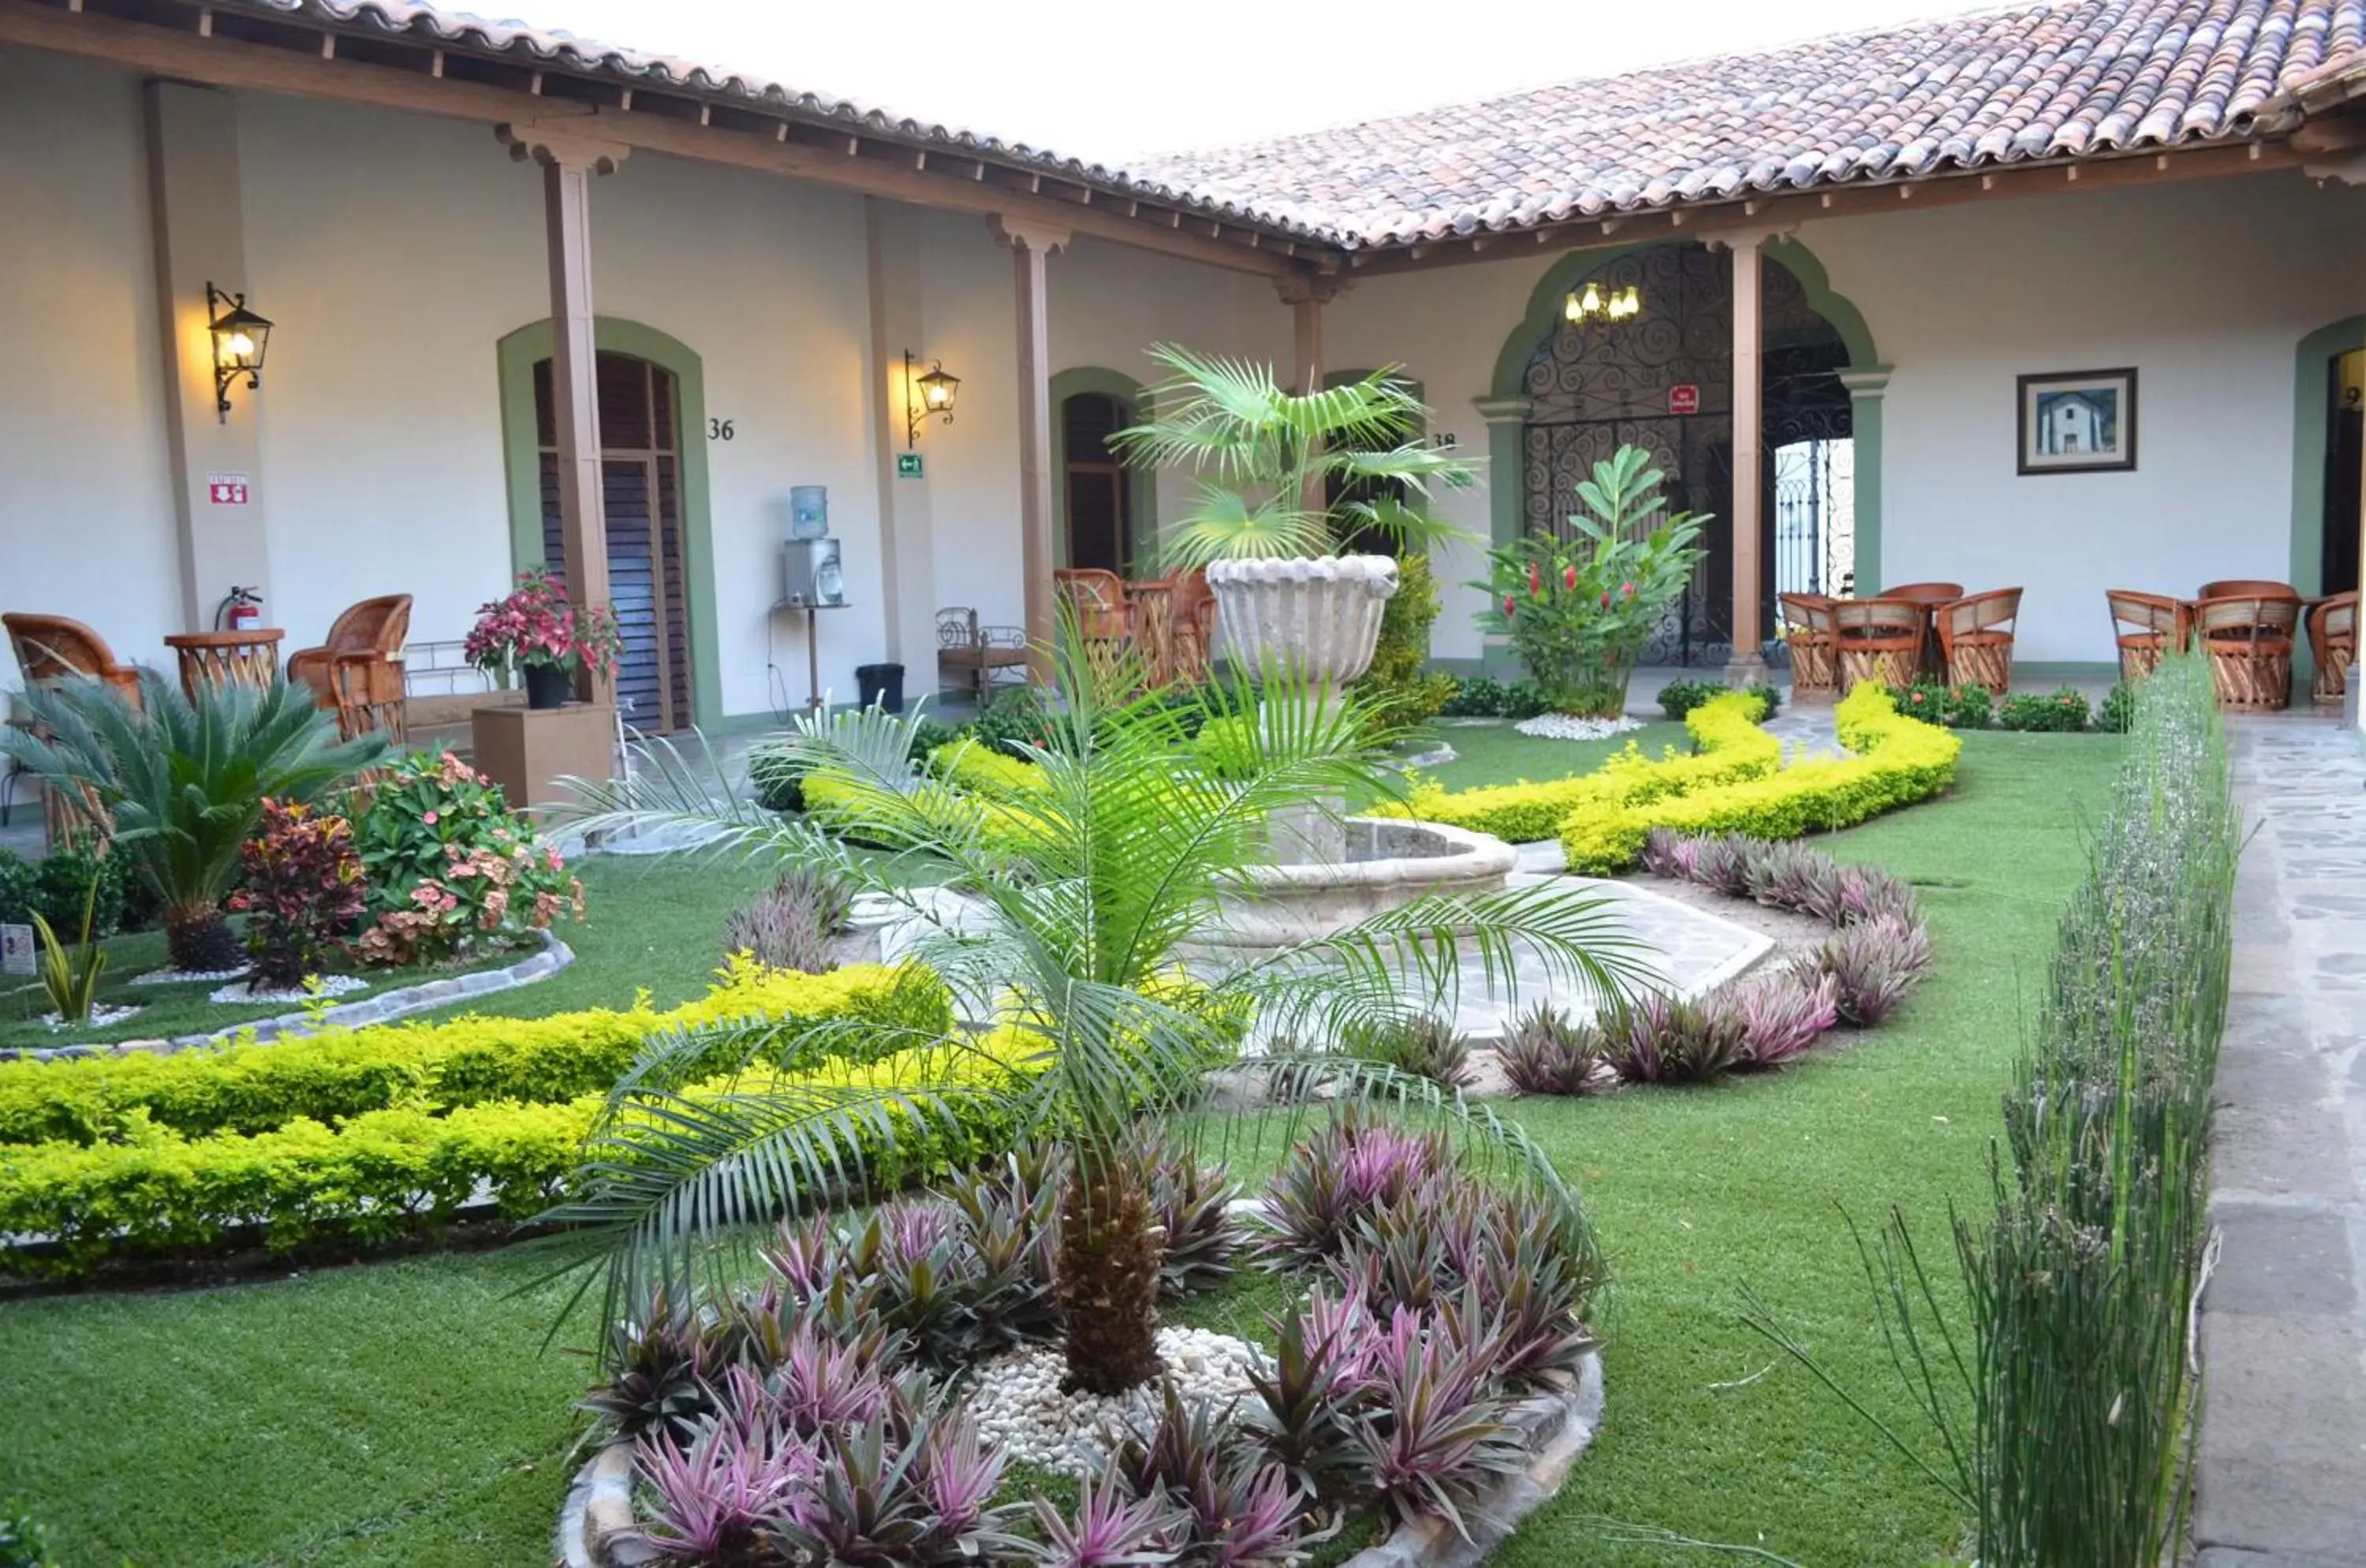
left=856, top=662, right=905, bottom=714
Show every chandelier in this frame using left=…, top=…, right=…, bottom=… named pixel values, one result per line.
left=1564, top=281, right=1640, bottom=324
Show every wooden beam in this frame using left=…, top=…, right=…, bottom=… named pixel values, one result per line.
left=1346, top=141, right=2313, bottom=276
left=0, top=0, right=1305, bottom=278
left=1726, top=237, right=1768, bottom=685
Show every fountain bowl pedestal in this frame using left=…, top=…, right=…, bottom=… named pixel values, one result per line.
left=1197, top=817, right=1517, bottom=950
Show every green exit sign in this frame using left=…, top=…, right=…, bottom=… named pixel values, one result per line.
left=895, top=452, right=925, bottom=479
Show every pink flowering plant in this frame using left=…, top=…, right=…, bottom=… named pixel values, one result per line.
left=1472, top=445, right=1706, bottom=718
left=351, top=749, right=584, bottom=966
left=465, top=566, right=623, bottom=685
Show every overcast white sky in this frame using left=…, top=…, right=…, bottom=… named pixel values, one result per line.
left=526, top=0, right=1983, bottom=163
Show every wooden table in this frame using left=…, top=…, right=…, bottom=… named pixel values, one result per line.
left=164, top=629, right=285, bottom=700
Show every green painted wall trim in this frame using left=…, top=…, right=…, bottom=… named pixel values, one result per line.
left=1047, top=366, right=1156, bottom=572
left=2289, top=315, right=2364, bottom=596
left=494, top=317, right=723, bottom=726
left=1483, top=238, right=1882, bottom=597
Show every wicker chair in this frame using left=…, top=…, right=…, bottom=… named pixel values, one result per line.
left=288, top=594, right=411, bottom=741
left=2198, top=579, right=2300, bottom=603
left=1055, top=568, right=1135, bottom=686
left=2106, top=591, right=2190, bottom=681
left=1168, top=570, right=1218, bottom=684
left=1778, top=593, right=1839, bottom=700
left=2194, top=594, right=2300, bottom=711
left=1936, top=588, right=2021, bottom=694
left=936, top=607, right=1028, bottom=700
left=1880, top=583, right=1962, bottom=678
left=2308, top=591, right=2358, bottom=706
left=1833, top=599, right=1928, bottom=693
left=2, top=612, right=140, bottom=843
left=2, top=613, right=142, bottom=705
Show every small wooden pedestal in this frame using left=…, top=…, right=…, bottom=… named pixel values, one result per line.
left=470, top=703, right=616, bottom=810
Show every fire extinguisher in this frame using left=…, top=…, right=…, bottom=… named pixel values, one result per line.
left=216, top=585, right=262, bottom=633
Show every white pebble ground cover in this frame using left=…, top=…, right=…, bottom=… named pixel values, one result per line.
left=1513, top=714, right=1645, bottom=741
left=962, top=1326, right=1272, bottom=1474
left=207, top=973, right=371, bottom=1005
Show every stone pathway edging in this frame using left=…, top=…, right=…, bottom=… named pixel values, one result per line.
left=0, top=932, right=574, bottom=1063
left=553, top=1350, right=1604, bottom=1568
left=2194, top=716, right=2366, bottom=1568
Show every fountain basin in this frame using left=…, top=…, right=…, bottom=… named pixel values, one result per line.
left=1199, top=817, right=1518, bottom=949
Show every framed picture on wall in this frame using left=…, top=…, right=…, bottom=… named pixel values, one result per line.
left=2017, top=368, right=2138, bottom=475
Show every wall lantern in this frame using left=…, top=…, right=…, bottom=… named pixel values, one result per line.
left=902, top=349, right=959, bottom=446
left=206, top=282, right=273, bottom=423
left=1564, top=281, right=1641, bottom=325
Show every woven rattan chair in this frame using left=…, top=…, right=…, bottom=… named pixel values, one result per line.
left=2198, top=578, right=2300, bottom=603
left=1167, top=570, right=1217, bottom=684
left=1880, top=583, right=1961, bottom=678
left=1936, top=588, right=2021, bottom=694
left=2308, top=591, right=2358, bottom=705
left=936, top=608, right=1028, bottom=700
left=2194, top=594, right=2300, bottom=711
left=1833, top=598, right=1928, bottom=693
left=3, top=613, right=142, bottom=706
left=2106, top=591, right=2190, bottom=681
left=289, top=594, right=411, bottom=741
left=1778, top=593, right=1839, bottom=700
left=1055, top=568, right=1134, bottom=686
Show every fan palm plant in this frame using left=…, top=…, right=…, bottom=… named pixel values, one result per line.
left=1106, top=345, right=1477, bottom=569
left=0, top=672, right=387, bottom=971
left=547, top=633, right=1646, bottom=1395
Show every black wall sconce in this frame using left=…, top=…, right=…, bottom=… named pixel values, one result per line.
left=902, top=349, right=959, bottom=447
left=206, top=282, right=273, bottom=423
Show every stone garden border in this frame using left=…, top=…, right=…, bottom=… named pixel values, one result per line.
left=552, top=1349, right=1604, bottom=1568
left=0, top=931, right=574, bottom=1063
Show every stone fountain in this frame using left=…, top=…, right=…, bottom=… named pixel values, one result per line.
left=1200, top=553, right=1517, bottom=937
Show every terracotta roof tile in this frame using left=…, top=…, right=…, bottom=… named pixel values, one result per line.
left=1130, top=0, right=2366, bottom=245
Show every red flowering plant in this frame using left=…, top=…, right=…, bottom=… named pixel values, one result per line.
left=465, top=567, right=623, bottom=685
left=229, top=798, right=371, bottom=991
left=1472, top=445, right=1706, bottom=718
left=350, top=749, right=585, bottom=966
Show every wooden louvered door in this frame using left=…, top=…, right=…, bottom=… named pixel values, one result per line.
left=535, top=353, right=695, bottom=733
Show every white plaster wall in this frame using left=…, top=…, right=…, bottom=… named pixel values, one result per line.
left=0, top=50, right=179, bottom=665
left=914, top=214, right=1292, bottom=640
left=1808, top=174, right=2366, bottom=664
left=238, top=95, right=885, bottom=720
left=1326, top=170, right=2366, bottom=668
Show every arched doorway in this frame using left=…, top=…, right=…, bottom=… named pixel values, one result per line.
left=1062, top=391, right=1134, bottom=573
left=1508, top=242, right=1859, bottom=666
left=529, top=350, right=696, bottom=732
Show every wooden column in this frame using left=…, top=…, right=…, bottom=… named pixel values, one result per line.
left=1725, top=235, right=1769, bottom=685
left=994, top=215, right=1069, bottom=682
left=498, top=124, right=627, bottom=703
left=1277, top=272, right=1347, bottom=517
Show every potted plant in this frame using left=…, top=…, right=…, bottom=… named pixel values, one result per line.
left=1107, top=346, right=1476, bottom=692
left=465, top=567, right=622, bottom=709
left=1474, top=446, right=1707, bottom=719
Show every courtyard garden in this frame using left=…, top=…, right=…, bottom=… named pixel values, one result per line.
left=0, top=407, right=2236, bottom=1568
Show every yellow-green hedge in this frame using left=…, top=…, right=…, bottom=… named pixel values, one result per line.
left=1383, top=692, right=1783, bottom=844
left=0, top=1032, right=1036, bottom=1277
left=0, top=958, right=952, bottom=1148
left=1557, top=684, right=1959, bottom=871
left=927, top=741, right=1048, bottom=799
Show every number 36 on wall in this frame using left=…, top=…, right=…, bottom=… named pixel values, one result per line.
left=707, top=417, right=734, bottom=441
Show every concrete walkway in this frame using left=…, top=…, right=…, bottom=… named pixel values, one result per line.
left=2196, top=716, right=2366, bottom=1568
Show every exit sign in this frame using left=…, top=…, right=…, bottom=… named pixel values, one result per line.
left=895, top=452, right=925, bottom=479
left=207, top=471, right=250, bottom=505
left=1667, top=384, right=1701, bottom=416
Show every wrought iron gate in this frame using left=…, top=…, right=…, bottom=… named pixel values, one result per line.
left=1519, top=245, right=1853, bottom=666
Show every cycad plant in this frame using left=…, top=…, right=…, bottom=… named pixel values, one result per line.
left=550, top=633, right=1643, bottom=1394
left=1106, top=345, right=1476, bottom=569
left=0, top=673, right=386, bottom=971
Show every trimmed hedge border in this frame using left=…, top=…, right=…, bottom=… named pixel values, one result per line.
left=554, top=1350, right=1606, bottom=1568
left=0, top=931, right=576, bottom=1066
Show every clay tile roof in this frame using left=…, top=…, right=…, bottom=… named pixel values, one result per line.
left=1127, top=0, right=2366, bottom=247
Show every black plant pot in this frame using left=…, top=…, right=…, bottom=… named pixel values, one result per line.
left=524, top=665, right=575, bottom=710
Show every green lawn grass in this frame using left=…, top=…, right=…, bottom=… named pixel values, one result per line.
left=1400, top=718, right=1691, bottom=796
left=0, top=732, right=2124, bottom=1566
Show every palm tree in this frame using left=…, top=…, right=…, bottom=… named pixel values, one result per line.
left=1107, top=345, right=1477, bottom=569
left=547, top=637, right=1644, bottom=1394
left=0, top=672, right=387, bottom=971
